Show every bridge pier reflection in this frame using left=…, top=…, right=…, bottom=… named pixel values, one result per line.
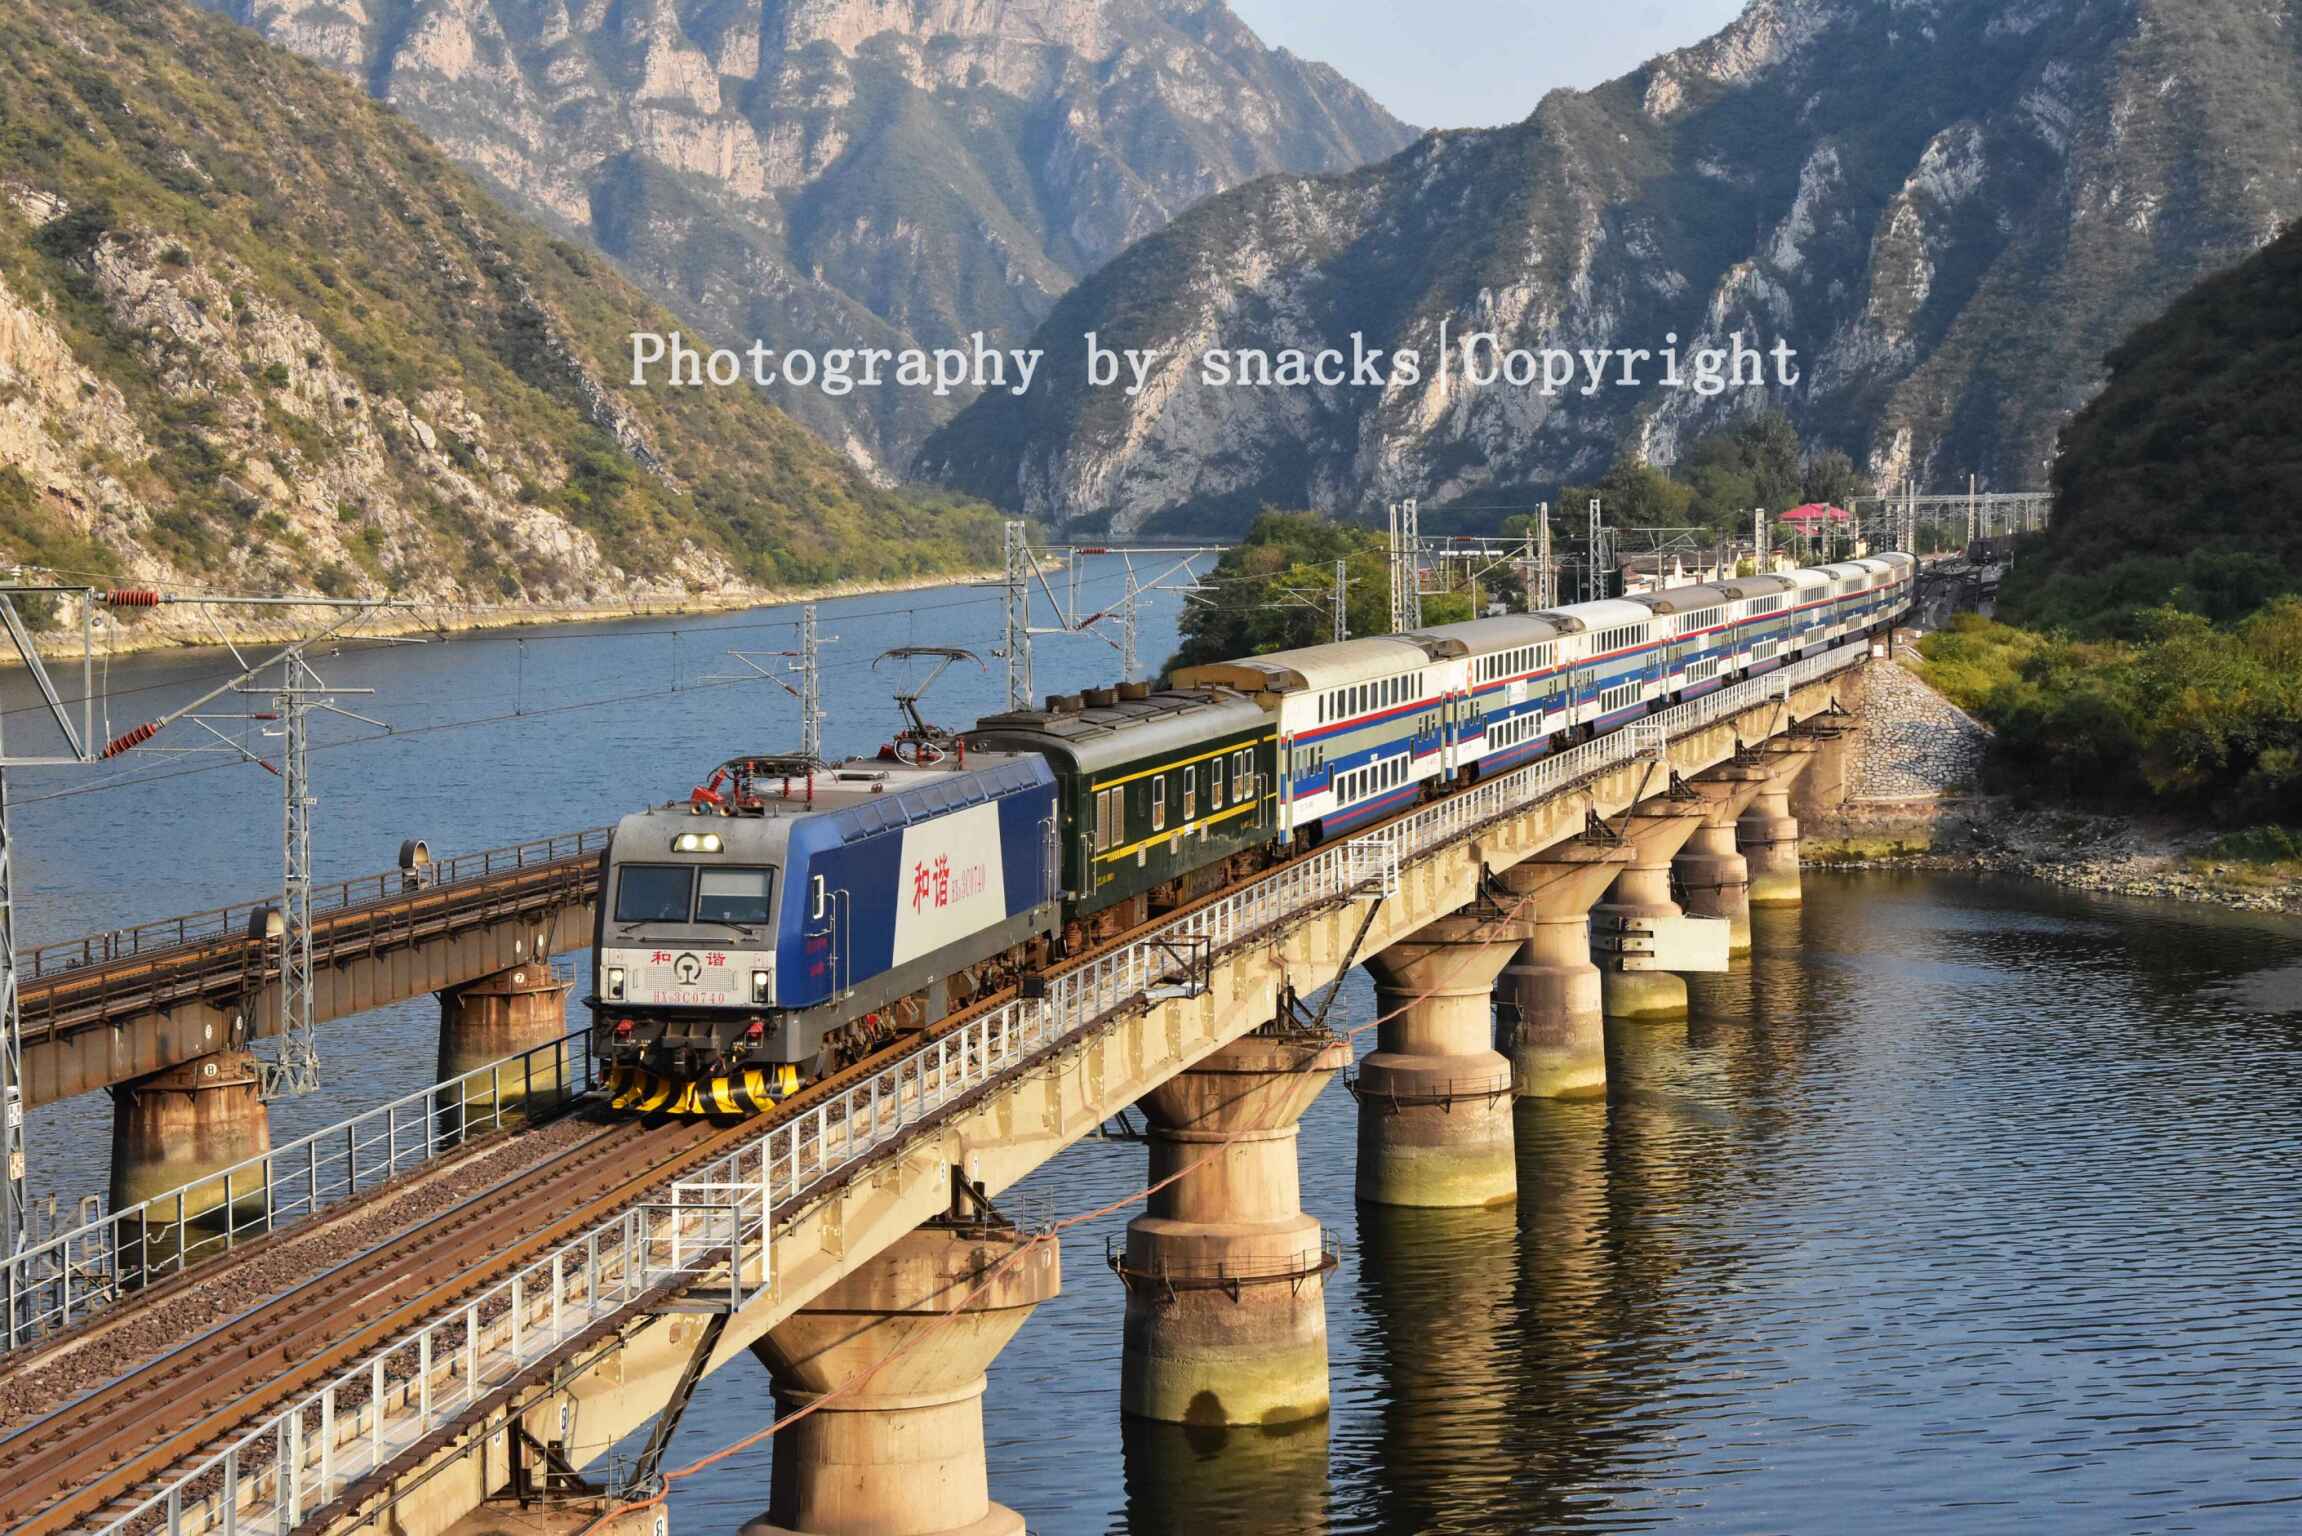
left=743, top=1216, right=1060, bottom=1536
left=1355, top=915, right=1518, bottom=1208
left=1116, top=1028, right=1349, bottom=1426
left=1594, top=800, right=1708, bottom=1020
left=1496, top=844, right=1634, bottom=1100
left=107, top=1047, right=269, bottom=1247
left=1119, top=1414, right=1330, bottom=1536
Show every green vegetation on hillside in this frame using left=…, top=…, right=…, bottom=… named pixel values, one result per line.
left=1917, top=607, right=2302, bottom=820
left=1920, top=212, right=2302, bottom=835
left=2002, top=219, right=2302, bottom=637
left=0, top=0, right=1003, bottom=594
left=1464, top=411, right=1900, bottom=552
left=1164, top=513, right=1483, bottom=673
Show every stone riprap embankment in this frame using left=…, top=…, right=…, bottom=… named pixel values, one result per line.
left=1844, top=656, right=1990, bottom=799
left=1807, top=656, right=2300, bottom=916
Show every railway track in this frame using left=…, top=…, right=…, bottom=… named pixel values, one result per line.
left=0, top=1111, right=722, bottom=1534
left=0, top=984, right=1002, bottom=1535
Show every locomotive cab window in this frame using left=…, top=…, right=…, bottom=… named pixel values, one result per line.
left=696, top=867, right=774, bottom=924
left=615, top=865, right=695, bottom=923
left=1184, top=766, right=1198, bottom=819
left=1233, top=750, right=1251, bottom=801
left=1152, top=777, right=1168, bottom=830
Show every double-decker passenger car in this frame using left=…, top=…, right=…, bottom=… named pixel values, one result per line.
left=1169, top=638, right=1449, bottom=845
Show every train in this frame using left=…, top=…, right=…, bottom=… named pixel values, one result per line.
left=591, top=552, right=1915, bottom=1113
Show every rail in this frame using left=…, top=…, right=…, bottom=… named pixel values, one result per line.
left=1, top=1031, right=597, bottom=1353
left=15, top=828, right=612, bottom=982
left=101, top=644, right=1865, bottom=1536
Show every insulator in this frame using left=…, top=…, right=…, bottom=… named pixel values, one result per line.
left=98, top=722, right=158, bottom=758
left=102, top=589, right=162, bottom=608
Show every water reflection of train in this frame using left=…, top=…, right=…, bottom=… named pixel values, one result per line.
left=592, top=554, right=1914, bottom=1113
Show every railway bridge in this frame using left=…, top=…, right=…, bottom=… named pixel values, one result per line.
left=1, top=649, right=1872, bottom=1536
left=15, top=826, right=607, bottom=1212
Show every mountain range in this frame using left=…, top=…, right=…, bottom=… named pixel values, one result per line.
left=0, top=0, right=1002, bottom=620
left=924, top=0, right=2302, bottom=535
left=195, top=0, right=1417, bottom=471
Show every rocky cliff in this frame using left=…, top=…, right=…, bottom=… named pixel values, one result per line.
left=925, top=0, right=2302, bottom=535
left=0, top=0, right=1002, bottom=629
left=196, top=0, right=1416, bottom=471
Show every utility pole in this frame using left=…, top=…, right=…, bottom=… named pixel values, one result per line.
left=797, top=604, right=831, bottom=762
left=1387, top=499, right=1422, bottom=633
left=1118, top=566, right=1139, bottom=679
left=1967, top=474, right=1979, bottom=547
left=245, top=653, right=381, bottom=1099
left=1753, top=509, right=1769, bottom=574
left=723, top=603, right=837, bottom=760
left=999, top=520, right=1033, bottom=710
left=1331, top=559, right=1348, bottom=644
left=1586, top=499, right=1607, bottom=603
left=1537, top=505, right=1555, bottom=608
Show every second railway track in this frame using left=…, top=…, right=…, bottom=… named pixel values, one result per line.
left=0, top=1111, right=725, bottom=1534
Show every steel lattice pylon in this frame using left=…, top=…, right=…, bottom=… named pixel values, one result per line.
left=267, top=654, right=322, bottom=1098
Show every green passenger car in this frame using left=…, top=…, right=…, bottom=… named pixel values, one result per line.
left=965, top=684, right=1277, bottom=938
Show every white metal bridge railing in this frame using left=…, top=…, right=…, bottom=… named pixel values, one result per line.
left=2, top=1024, right=594, bottom=1352
left=103, top=644, right=1863, bottom=1536
left=15, top=827, right=613, bottom=982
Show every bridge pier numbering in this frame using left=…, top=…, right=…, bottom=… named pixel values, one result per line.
left=32, top=651, right=1888, bottom=1536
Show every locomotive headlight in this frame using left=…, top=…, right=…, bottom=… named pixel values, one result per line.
left=751, top=969, right=771, bottom=1003
left=604, top=966, right=625, bottom=1000
left=671, top=832, right=722, bottom=853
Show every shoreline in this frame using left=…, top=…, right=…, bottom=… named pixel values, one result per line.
left=1809, top=646, right=2298, bottom=917
left=1808, top=794, right=2302, bottom=916
left=7, top=566, right=1005, bottom=666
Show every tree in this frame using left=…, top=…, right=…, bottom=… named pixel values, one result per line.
left=1801, top=448, right=1868, bottom=509
left=1164, top=511, right=1470, bottom=673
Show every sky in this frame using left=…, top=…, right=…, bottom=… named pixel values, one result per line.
left=1227, top=0, right=1751, bottom=130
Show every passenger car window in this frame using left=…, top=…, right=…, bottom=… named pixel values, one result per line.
left=615, top=865, right=694, bottom=923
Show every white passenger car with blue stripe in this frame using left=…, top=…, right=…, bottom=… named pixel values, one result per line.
left=1172, top=637, right=1453, bottom=843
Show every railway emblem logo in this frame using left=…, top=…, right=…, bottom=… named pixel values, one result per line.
left=673, top=953, right=704, bottom=985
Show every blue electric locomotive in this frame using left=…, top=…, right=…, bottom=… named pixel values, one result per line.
left=594, top=750, right=1058, bottom=1113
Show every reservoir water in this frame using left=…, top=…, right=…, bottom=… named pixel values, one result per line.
left=8, top=567, right=2301, bottom=1532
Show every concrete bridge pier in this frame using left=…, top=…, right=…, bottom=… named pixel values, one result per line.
left=1593, top=801, right=1709, bottom=1021
left=1791, top=721, right=1860, bottom=826
left=1495, top=844, right=1635, bottom=1099
left=1675, top=766, right=1772, bottom=954
left=436, top=958, right=573, bottom=1129
left=745, top=1214, right=1060, bottom=1536
left=1117, top=1028, right=1350, bottom=1426
left=109, top=1048, right=270, bottom=1251
left=1355, top=914, right=1518, bottom=1208
left=1740, top=743, right=1819, bottom=909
